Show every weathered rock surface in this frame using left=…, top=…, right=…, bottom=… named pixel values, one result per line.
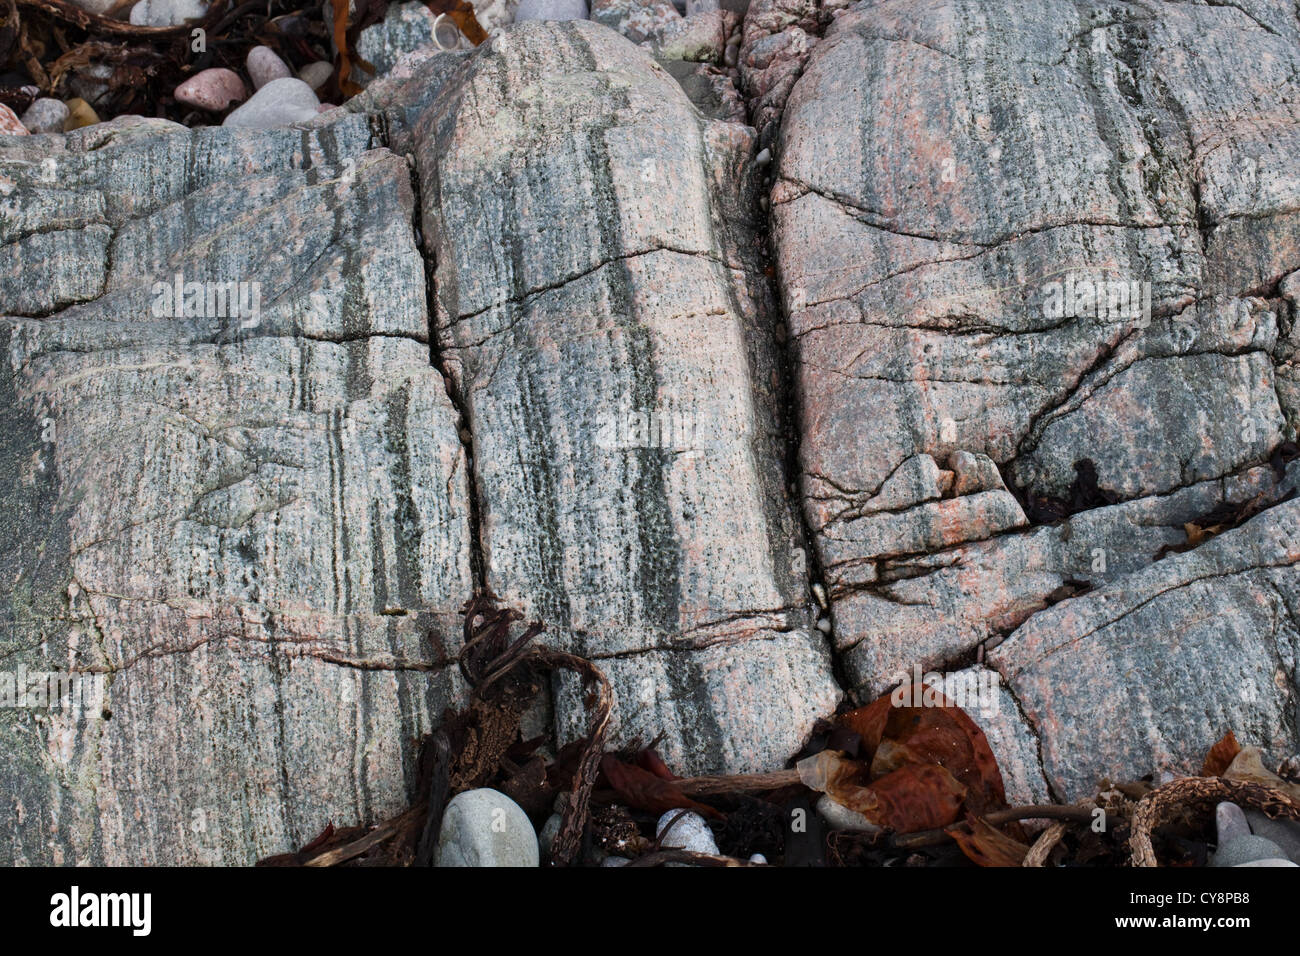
left=773, top=0, right=1300, bottom=798
left=0, top=115, right=473, bottom=864
left=415, top=21, right=839, bottom=774
left=5, top=0, right=1300, bottom=863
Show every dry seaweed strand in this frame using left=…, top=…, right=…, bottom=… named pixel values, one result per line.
left=268, top=590, right=610, bottom=867
left=1129, top=776, right=1300, bottom=867
left=1022, top=821, right=1067, bottom=867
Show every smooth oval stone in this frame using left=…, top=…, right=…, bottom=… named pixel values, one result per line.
left=1234, top=858, right=1299, bottom=867
left=1215, top=801, right=1251, bottom=847
left=63, top=98, right=100, bottom=131
left=434, top=788, right=539, bottom=867
left=0, top=103, right=29, bottom=136
left=222, top=77, right=320, bottom=129
left=1211, top=834, right=1288, bottom=867
left=21, top=98, right=69, bottom=134
left=246, top=46, right=292, bottom=90
left=129, top=0, right=208, bottom=25
left=174, top=68, right=246, bottom=112
left=654, top=809, right=719, bottom=854
left=1244, top=810, right=1300, bottom=864
left=515, top=0, right=588, bottom=22
left=298, top=61, right=334, bottom=91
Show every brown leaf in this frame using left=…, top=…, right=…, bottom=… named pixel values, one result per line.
left=840, top=682, right=1008, bottom=817
left=420, top=0, right=487, bottom=45
left=635, top=747, right=678, bottom=781
left=798, top=751, right=967, bottom=832
left=858, top=763, right=968, bottom=832
left=599, top=755, right=723, bottom=820
left=1201, top=730, right=1242, bottom=777
left=948, top=816, right=1030, bottom=867
left=1223, top=747, right=1300, bottom=803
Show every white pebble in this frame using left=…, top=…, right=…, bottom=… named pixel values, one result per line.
left=129, top=0, right=208, bottom=26
left=655, top=810, right=719, bottom=854
left=435, top=788, right=539, bottom=867
left=299, top=61, right=334, bottom=92
left=223, top=77, right=320, bottom=129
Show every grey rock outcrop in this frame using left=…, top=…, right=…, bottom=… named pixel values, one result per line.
left=1, top=116, right=473, bottom=864
left=414, top=22, right=840, bottom=774
left=5, top=0, right=1300, bottom=864
left=772, top=0, right=1300, bottom=799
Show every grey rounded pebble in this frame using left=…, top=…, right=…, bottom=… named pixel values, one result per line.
left=1211, top=834, right=1288, bottom=867
left=687, top=0, right=720, bottom=11
left=299, top=61, right=335, bottom=91
left=816, top=793, right=880, bottom=833
left=1244, top=810, right=1300, bottom=864
left=655, top=809, right=719, bottom=854
left=129, top=0, right=208, bottom=26
left=1233, top=858, right=1299, bottom=867
left=1215, top=801, right=1251, bottom=847
left=748, top=852, right=767, bottom=864
left=601, top=855, right=630, bottom=866
left=223, top=77, right=320, bottom=129
left=435, top=788, right=540, bottom=867
left=514, top=0, right=588, bottom=22
left=20, top=98, right=69, bottom=135
left=247, top=46, right=293, bottom=90
left=538, top=811, right=563, bottom=858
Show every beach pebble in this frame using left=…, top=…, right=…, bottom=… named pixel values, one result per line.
left=601, top=855, right=630, bottom=866
left=20, top=99, right=68, bottom=134
left=1234, top=858, right=1299, bottom=867
left=1211, top=834, right=1288, bottom=867
left=222, top=77, right=320, bottom=129
left=515, top=0, right=588, bottom=21
left=1245, top=810, right=1300, bottom=864
left=1215, top=801, right=1251, bottom=847
left=687, top=0, right=720, bottom=13
left=174, top=69, right=246, bottom=112
left=537, top=812, right=563, bottom=858
left=816, top=793, right=881, bottom=833
left=246, top=46, right=293, bottom=90
left=434, top=788, right=539, bottom=867
left=0, top=104, right=28, bottom=136
left=748, top=852, right=768, bottom=864
left=129, top=0, right=208, bottom=25
left=63, top=99, right=100, bottom=131
left=655, top=810, right=719, bottom=854
left=299, top=61, right=334, bottom=91
left=299, top=64, right=334, bottom=93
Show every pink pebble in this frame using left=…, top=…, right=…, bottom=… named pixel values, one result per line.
left=0, top=103, right=29, bottom=136
left=174, top=68, right=247, bottom=112
left=246, top=46, right=292, bottom=90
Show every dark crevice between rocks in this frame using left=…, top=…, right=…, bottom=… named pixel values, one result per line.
left=989, top=662, right=1063, bottom=804
left=389, top=127, right=487, bottom=595
left=735, top=23, right=852, bottom=710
